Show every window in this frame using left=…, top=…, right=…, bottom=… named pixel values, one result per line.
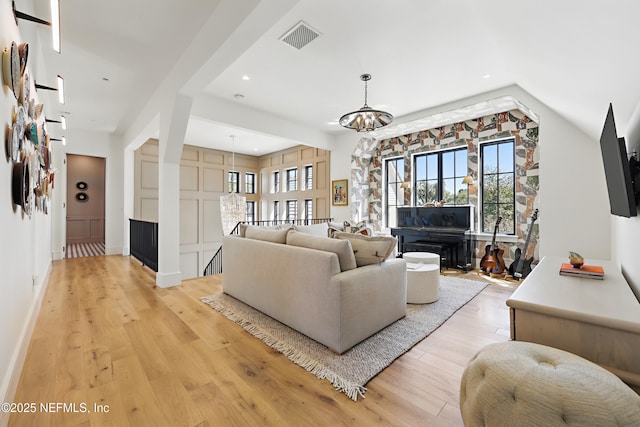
left=385, top=157, right=405, bottom=227
left=228, top=171, right=239, bottom=193
left=481, top=138, right=515, bottom=234
left=246, top=201, right=255, bottom=223
left=414, top=147, right=468, bottom=206
left=304, top=165, right=313, bottom=190
left=286, top=168, right=298, bottom=192
left=273, top=201, right=279, bottom=221
left=245, top=173, right=255, bottom=194
left=273, top=171, right=280, bottom=193
left=304, top=199, right=313, bottom=221
left=286, top=200, right=297, bottom=220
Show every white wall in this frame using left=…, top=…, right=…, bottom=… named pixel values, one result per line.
left=613, top=98, right=640, bottom=297
left=330, top=85, right=612, bottom=261
left=0, top=0, right=56, bottom=416
left=329, top=132, right=358, bottom=222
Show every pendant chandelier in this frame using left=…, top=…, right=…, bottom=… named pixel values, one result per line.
left=339, top=73, right=393, bottom=132
left=220, top=135, right=246, bottom=236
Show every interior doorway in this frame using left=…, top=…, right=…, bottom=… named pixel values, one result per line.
left=66, top=154, right=106, bottom=258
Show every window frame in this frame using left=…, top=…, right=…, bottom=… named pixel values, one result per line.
left=304, top=165, right=313, bottom=190
left=273, top=200, right=279, bottom=221
left=413, top=146, right=469, bottom=206
left=245, top=172, right=256, bottom=194
left=480, top=137, right=516, bottom=235
left=286, top=168, right=298, bottom=192
left=245, top=201, right=255, bottom=223
left=384, top=156, right=406, bottom=228
left=286, top=200, right=298, bottom=221
left=228, top=171, right=240, bottom=193
left=304, top=199, right=313, bottom=221
left=273, top=171, right=280, bottom=193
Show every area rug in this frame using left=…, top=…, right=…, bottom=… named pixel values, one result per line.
left=66, top=241, right=105, bottom=258
left=201, top=276, right=487, bottom=400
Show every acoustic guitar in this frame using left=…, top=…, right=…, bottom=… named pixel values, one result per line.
left=480, top=216, right=505, bottom=274
left=508, top=209, right=539, bottom=280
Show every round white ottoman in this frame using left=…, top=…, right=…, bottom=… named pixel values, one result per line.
left=406, top=263, right=439, bottom=303
left=460, top=341, right=640, bottom=426
left=403, top=251, right=440, bottom=267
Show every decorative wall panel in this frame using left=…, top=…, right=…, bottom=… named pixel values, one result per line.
left=180, top=165, right=199, bottom=191
left=141, top=160, right=159, bottom=189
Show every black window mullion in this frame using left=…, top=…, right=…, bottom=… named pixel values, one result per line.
left=481, top=139, right=515, bottom=234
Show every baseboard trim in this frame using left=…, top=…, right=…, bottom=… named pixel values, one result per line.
left=0, top=262, right=52, bottom=427
left=105, top=246, right=122, bottom=256
left=155, top=271, right=182, bottom=288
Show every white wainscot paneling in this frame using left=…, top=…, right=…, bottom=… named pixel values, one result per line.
left=140, top=198, right=158, bottom=222
left=203, top=199, right=222, bottom=243
left=180, top=199, right=199, bottom=245
left=180, top=252, right=199, bottom=280
left=203, top=168, right=224, bottom=192
left=180, top=165, right=199, bottom=191
left=141, top=160, right=158, bottom=189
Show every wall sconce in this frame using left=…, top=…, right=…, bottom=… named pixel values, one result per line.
left=35, top=75, right=64, bottom=104
left=12, top=0, right=61, bottom=53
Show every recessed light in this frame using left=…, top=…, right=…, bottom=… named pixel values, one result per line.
left=234, top=94, right=245, bottom=100
left=482, top=74, right=491, bottom=79
left=242, top=75, right=250, bottom=81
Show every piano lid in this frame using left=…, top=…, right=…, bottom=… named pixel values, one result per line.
left=397, top=206, right=473, bottom=229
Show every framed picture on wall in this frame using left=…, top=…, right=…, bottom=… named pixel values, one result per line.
left=331, top=179, right=348, bottom=206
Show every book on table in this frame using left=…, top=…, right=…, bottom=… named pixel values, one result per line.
left=559, top=263, right=604, bottom=280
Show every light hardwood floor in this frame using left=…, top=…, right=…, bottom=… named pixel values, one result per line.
left=9, top=255, right=516, bottom=427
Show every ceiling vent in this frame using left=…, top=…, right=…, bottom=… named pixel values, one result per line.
left=279, top=21, right=321, bottom=50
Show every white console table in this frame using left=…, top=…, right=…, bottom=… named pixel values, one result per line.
left=507, top=256, right=640, bottom=387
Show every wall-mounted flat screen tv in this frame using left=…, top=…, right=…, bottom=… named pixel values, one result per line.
left=599, top=103, right=637, bottom=217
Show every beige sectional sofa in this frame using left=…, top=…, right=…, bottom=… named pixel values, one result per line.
left=222, top=227, right=407, bottom=354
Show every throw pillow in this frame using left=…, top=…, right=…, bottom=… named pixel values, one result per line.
left=286, top=230, right=357, bottom=272
left=327, top=222, right=344, bottom=238
left=342, top=220, right=372, bottom=236
left=244, top=226, right=290, bottom=244
left=333, top=232, right=397, bottom=267
left=293, top=222, right=329, bottom=237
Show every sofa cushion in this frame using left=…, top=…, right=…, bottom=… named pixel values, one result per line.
left=293, top=222, right=329, bottom=237
left=286, top=230, right=357, bottom=272
left=334, top=232, right=397, bottom=267
left=245, top=226, right=291, bottom=243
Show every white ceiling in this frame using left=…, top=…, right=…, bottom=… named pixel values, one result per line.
left=30, top=0, right=640, bottom=156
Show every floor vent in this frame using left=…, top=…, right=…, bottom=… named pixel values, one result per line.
left=279, top=21, right=321, bottom=50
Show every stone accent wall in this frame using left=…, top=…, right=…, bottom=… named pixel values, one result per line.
left=351, top=108, right=540, bottom=264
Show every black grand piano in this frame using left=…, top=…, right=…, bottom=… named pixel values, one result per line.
left=391, top=206, right=476, bottom=271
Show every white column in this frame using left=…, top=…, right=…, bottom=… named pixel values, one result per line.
left=156, top=93, right=193, bottom=287
left=122, top=147, right=135, bottom=256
